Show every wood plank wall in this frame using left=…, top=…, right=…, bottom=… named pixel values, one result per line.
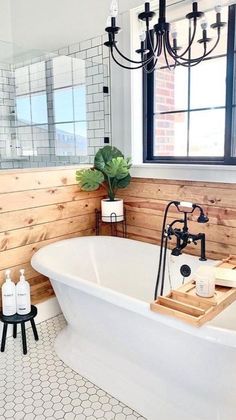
left=119, top=177, right=236, bottom=261
left=0, top=167, right=105, bottom=308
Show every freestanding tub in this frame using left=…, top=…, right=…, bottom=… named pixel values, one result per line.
left=31, top=236, right=236, bottom=420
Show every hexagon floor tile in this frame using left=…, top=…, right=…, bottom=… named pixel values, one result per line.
left=0, top=314, right=146, bottom=420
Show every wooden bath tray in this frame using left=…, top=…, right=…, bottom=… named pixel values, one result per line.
left=150, top=281, right=236, bottom=327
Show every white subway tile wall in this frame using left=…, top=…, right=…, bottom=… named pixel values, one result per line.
left=0, top=34, right=111, bottom=169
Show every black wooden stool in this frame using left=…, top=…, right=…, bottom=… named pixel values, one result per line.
left=0, top=305, right=39, bottom=355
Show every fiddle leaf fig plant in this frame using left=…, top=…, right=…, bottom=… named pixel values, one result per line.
left=76, top=146, right=132, bottom=201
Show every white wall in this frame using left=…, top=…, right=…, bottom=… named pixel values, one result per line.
left=0, top=0, right=12, bottom=42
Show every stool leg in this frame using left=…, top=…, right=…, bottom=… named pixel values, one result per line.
left=30, top=319, right=39, bottom=341
left=13, top=324, right=17, bottom=339
left=1, top=323, right=8, bottom=352
left=21, top=322, right=27, bottom=355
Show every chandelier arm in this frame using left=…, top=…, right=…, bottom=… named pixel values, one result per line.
left=110, top=48, right=147, bottom=70
left=197, top=28, right=221, bottom=59
left=166, top=32, right=205, bottom=63
left=165, top=32, right=208, bottom=64
left=166, top=25, right=220, bottom=64
left=143, top=57, right=159, bottom=73
left=165, top=38, right=207, bottom=67
left=163, top=41, right=177, bottom=71
left=171, top=17, right=198, bottom=59
left=143, top=34, right=162, bottom=73
left=147, top=27, right=159, bottom=57
left=113, top=42, right=153, bottom=65
left=156, top=33, right=163, bottom=57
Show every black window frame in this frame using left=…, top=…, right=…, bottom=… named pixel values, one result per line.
left=143, top=4, right=236, bottom=165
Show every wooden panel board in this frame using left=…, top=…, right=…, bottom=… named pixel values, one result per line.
left=121, top=178, right=236, bottom=261
left=0, top=167, right=104, bottom=309
left=0, top=197, right=102, bottom=231
left=0, top=167, right=88, bottom=193
left=0, top=185, right=103, bottom=213
left=122, top=178, right=236, bottom=208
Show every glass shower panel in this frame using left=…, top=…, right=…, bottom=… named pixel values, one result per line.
left=0, top=40, right=110, bottom=168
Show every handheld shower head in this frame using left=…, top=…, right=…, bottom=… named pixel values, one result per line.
left=193, top=204, right=209, bottom=224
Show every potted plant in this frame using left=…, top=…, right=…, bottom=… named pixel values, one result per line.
left=76, top=146, right=132, bottom=222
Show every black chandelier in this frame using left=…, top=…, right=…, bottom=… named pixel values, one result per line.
left=104, top=0, right=227, bottom=71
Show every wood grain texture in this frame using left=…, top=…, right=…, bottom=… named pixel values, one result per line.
left=119, top=177, right=236, bottom=261
left=0, top=168, right=104, bottom=309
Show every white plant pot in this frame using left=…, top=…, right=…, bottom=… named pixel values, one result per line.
left=101, top=199, right=124, bottom=222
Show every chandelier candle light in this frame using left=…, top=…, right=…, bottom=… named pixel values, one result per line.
left=104, top=0, right=227, bottom=71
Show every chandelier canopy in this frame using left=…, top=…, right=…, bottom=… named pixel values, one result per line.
left=104, top=0, right=227, bottom=71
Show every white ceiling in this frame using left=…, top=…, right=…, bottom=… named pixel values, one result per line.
left=0, top=0, right=231, bottom=56
left=5, top=0, right=146, bottom=53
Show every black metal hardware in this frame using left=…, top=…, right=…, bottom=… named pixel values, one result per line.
left=95, top=209, right=127, bottom=238
left=180, top=264, right=191, bottom=278
left=154, top=201, right=209, bottom=299
left=103, top=86, right=109, bottom=94
left=0, top=305, right=39, bottom=355
left=104, top=137, right=110, bottom=144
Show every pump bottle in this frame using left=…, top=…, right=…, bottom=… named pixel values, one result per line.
left=2, top=270, right=16, bottom=316
left=16, top=269, right=31, bottom=315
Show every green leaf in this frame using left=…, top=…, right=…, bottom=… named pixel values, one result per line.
left=104, top=157, right=131, bottom=180
left=76, top=169, right=104, bottom=191
left=116, top=174, right=131, bottom=189
left=94, top=146, right=124, bottom=172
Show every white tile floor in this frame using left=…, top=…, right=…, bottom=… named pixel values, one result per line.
left=0, top=314, right=146, bottom=420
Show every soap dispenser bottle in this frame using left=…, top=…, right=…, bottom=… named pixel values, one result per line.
left=16, top=269, right=31, bottom=315
left=2, top=269, right=17, bottom=316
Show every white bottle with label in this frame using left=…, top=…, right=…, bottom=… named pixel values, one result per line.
left=16, top=269, right=31, bottom=315
left=2, top=269, right=17, bottom=316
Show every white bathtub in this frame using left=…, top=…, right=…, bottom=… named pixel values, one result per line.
left=31, top=236, right=236, bottom=420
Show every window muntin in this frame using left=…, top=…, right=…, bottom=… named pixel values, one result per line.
left=15, top=56, right=88, bottom=158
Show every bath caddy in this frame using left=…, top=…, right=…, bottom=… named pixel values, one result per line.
left=150, top=281, right=236, bottom=327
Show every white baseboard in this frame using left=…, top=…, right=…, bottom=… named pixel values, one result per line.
left=0, top=297, right=62, bottom=339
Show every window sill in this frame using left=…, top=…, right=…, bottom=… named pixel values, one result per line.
left=131, top=163, right=236, bottom=183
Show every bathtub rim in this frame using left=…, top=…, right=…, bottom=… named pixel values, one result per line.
left=31, top=235, right=236, bottom=348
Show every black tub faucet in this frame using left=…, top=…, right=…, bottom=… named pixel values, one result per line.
left=166, top=202, right=208, bottom=261
left=154, top=201, right=209, bottom=299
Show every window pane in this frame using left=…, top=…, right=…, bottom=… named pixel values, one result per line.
left=154, top=65, right=188, bottom=113
left=190, top=57, right=226, bottom=109
left=16, top=96, right=31, bottom=124
left=72, top=58, right=86, bottom=85
left=53, top=56, right=72, bottom=88
left=189, top=109, right=225, bottom=156
left=15, top=67, right=30, bottom=95
left=54, top=87, right=73, bottom=122
left=153, top=112, right=188, bottom=156
left=55, top=123, right=75, bottom=156
left=29, top=62, right=46, bottom=92
left=75, top=122, right=87, bottom=156
left=16, top=126, right=34, bottom=156
left=74, top=85, right=86, bottom=121
left=33, top=125, right=49, bottom=152
left=31, top=93, right=48, bottom=124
